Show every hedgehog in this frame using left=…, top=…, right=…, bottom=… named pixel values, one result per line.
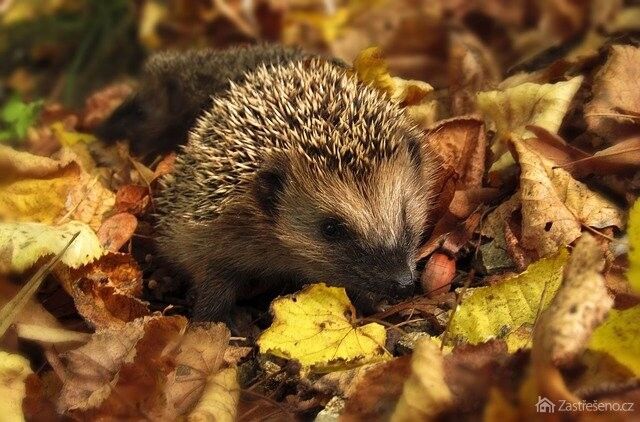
left=100, top=45, right=438, bottom=321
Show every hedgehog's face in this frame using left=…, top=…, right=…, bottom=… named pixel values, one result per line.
left=254, top=139, right=435, bottom=310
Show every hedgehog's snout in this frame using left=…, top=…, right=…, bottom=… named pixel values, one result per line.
left=388, top=268, right=415, bottom=299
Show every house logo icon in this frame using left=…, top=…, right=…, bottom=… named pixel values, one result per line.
left=536, top=396, right=555, bottom=413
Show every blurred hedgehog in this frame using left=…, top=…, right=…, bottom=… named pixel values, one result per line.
left=99, top=44, right=438, bottom=321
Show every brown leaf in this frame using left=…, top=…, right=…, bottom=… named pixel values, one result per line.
left=443, top=340, right=509, bottom=414
left=585, top=45, right=640, bottom=142
left=341, top=357, right=411, bottom=421
left=53, top=252, right=149, bottom=329
left=57, top=315, right=186, bottom=417
left=448, top=31, right=501, bottom=116
left=82, top=83, right=134, bottom=130
left=97, top=212, right=138, bottom=252
left=164, top=323, right=232, bottom=416
left=114, top=185, right=151, bottom=215
left=424, top=116, right=486, bottom=189
left=484, top=141, right=625, bottom=259
left=153, top=152, right=176, bottom=180
left=560, top=136, right=640, bottom=176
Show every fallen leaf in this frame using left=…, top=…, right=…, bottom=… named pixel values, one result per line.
left=187, top=367, right=240, bottom=422
left=341, top=358, right=411, bottom=421
left=447, top=249, right=568, bottom=345
left=443, top=340, right=510, bottom=413
left=0, top=145, right=114, bottom=229
left=585, top=44, right=640, bottom=142
left=533, top=234, right=613, bottom=400
left=561, top=136, right=640, bottom=176
left=58, top=315, right=186, bottom=417
left=153, top=152, right=176, bottom=180
left=114, top=185, right=150, bottom=215
left=477, top=76, right=583, bottom=169
left=628, top=199, right=640, bottom=292
left=257, top=283, right=390, bottom=373
left=483, top=141, right=625, bottom=258
left=391, top=337, right=453, bottom=421
left=50, top=122, right=96, bottom=146
left=448, top=31, right=500, bottom=115
left=164, top=323, right=233, bottom=416
left=53, top=252, right=148, bottom=329
left=353, top=47, right=439, bottom=127
left=0, top=351, right=32, bottom=422
left=424, top=116, right=486, bottom=189
left=82, top=83, right=134, bottom=130
left=589, top=305, right=640, bottom=376
left=515, top=140, right=624, bottom=257
left=97, top=212, right=138, bottom=252
left=0, top=221, right=103, bottom=273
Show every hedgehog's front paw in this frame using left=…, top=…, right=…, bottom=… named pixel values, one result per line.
left=192, top=278, right=237, bottom=322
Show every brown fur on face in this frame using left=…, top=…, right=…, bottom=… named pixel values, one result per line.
left=271, top=143, right=434, bottom=300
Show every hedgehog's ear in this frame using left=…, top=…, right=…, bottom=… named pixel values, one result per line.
left=254, top=156, right=288, bottom=217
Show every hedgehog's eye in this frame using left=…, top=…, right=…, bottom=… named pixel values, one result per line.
left=320, top=217, right=348, bottom=241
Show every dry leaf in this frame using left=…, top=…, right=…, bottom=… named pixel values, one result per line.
left=483, top=141, right=625, bottom=258
left=448, top=249, right=568, bottom=347
left=164, top=323, right=232, bottom=416
left=53, top=252, right=148, bottom=329
left=515, top=140, right=624, bottom=257
left=628, top=199, right=640, bottom=292
left=448, top=31, right=500, bottom=115
left=58, top=315, right=186, bottom=417
left=97, top=212, right=138, bottom=252
left=533, top=234, right=613, bottom=368
left=341, top=358, right=411, bottom=421
left=477, top=76, right=583, bottom=169
left=424, top=116, right=486, bottom=189
left=353, top=47, right=439, bottom=127
left=187, top=367, right=240, bottom=422
left=0, top=221, right=103, bottom=273
left=0, top=351, right=32, bottom=422
left=0, top=145, right=114, bottom=230
left=114, top=185, right=151, bottom=215
left=391, top=337, right=453, bottom=421
left=585, top=45, right=640, bottom=142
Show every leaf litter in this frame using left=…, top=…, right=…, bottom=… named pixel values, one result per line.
left=2, top=1, right=640, bottom=420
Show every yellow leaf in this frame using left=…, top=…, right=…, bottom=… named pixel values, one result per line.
left=0, top=221, right=104, bottom=273
left=391, top=337, right=452, bottom=421
left=0, top=351, right=32, bottom=422
left=627, top=199, right=640, bottom=292
left=589, top=306, right=640, bottom=376
left=257, top=283, right=390, bottom=373
left=0, top=145, right=114, bottom=230
left=188, top=367, right=239, bottom=422
left=477, top=76, right=583, bottom=168
left=353, top=47, right=434, bottom=105
left=447, top=249, right=569, bottom=345
left=50, top=122, right=96, bottom=146
left=138, top=0, right=168, bottom=50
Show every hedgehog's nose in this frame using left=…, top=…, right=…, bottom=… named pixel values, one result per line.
left=391, top=269, right=415, bottom=299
